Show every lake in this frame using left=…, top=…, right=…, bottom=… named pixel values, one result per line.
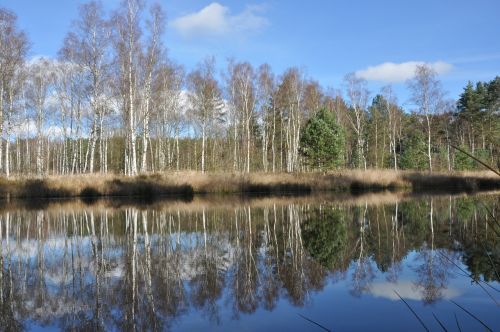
left=0, top=192, right=499, bottom=331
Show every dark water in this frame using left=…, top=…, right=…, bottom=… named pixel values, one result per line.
left=0, top=193, right=499, bottom=331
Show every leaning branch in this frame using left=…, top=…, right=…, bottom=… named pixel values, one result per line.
left=450, top=144, right=500, bottom=177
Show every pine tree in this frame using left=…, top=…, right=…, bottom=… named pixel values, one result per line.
left=454, top=144, right=475, bottom=170
left=399, top=130, right=427, bottom=170
left=300, top=108, right=345, bottom=170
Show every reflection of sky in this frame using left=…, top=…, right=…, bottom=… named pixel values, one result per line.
left=368, top=250, right=464, bottom=301
left=2, top=232, right=237, bottom=284
left=2, top=219, right=500, bottom=331
left=370, top=280, right=461, bottom=301
left=174, top=248, right=500, bottom=331
left=2, top=237, right=92, bottom=260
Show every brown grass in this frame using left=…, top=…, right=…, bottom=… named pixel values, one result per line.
left=0, top=169, right=498, bottom=201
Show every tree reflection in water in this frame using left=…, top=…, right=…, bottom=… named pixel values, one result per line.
left=0, top=194, right=497, bottom=330
left=412, top=199, right=453, bottom=304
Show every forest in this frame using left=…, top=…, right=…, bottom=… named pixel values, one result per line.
left=0, top=1, right=499, bottom=177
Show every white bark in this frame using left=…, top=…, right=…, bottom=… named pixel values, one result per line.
left=408, top=65, right=444, bottom=173
left=201, top=125, right=206, bottom=173
left=344, top=73, right=369, bottom=169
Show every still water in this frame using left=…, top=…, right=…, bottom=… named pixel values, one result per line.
left=0, top=193, right=499, bottom=331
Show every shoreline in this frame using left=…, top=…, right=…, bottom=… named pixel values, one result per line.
left=1, top=189, right=499, bottom=213
left=0, top=170, right=498, bottom=201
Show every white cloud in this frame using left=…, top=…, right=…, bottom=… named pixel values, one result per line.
left=11, top=119, right=75, bottom=140
left=46, top=125, right=71, bottom=138
left=355, top=61, right=453, bottom=82
left=171, top=2, right=269, bottom=38
left=12, top=119, right=37, bottom=138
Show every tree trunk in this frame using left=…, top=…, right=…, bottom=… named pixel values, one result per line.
left=88, top=122, right=97, bottom=173
left=5, top=136, right=9, bottom=178
left=272, top=107, right=276, bottom=172
left=141, top=109, right=150, bottom=173
left=246, top=120, right=251, bottom=173
left=36, top=134, right=43, bottom=176
left=98, top=114, right=104, bottom=173
left=201, top=125, right=206, bottom=173
left=0, top=83, right=3, bottom=173
left=262, top=122, right=268, bottom=172
left=128, top=33, right=137, bottom=176
left=233, top=122, right=238, bottom=171
left=426, top=116, right=432, bottom=172
left=176, top=128, right=180, bottom=171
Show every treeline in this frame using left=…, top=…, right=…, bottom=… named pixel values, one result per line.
left=0, top=1, right=498, bottom=177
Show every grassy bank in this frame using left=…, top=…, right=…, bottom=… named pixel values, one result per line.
left=0, top=170, right=498, bottom=200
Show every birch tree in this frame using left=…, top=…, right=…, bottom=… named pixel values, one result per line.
left=344, top=73, right=369, bottom=169
left=303, top=80, right=323, bottom=118
left=0, top=10, right=28, bottom=176
left=52, top=61, right=84, bottom=174
left=187, top=58, right=224, bottom=173
left=58, top=34, right=87, bottom=174
left=154, top=62, right=184, bottom=171
left=0, top=8, right=28, bottom=176
left=139, top=4, right=164, bottom=173
left=257, top=64, right=276, bottom=172
left=225, top=60, right=241, bottom=171
left=113, top=0, right=143, bottom=175
left=61, top=1, right=111, bottom=173
left=276, top=68, right=304, bottom=172
left=227, top=61, right=256, bottom=173
left=381, top=86, right=401, bottom=171
left=4, top=66, right=26, bottom=177
left=407, top=65, right=445, bottom=172
left=26, top=58, right=54, bottom=176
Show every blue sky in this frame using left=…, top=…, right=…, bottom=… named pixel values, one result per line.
left=3, top=0, right=500, bottom=105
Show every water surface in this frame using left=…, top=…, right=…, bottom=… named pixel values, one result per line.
left=0, top=193, right=499, bottom=331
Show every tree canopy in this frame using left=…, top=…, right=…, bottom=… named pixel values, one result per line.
left=0, top=2, right=498, bottom=175
left=299, top=108, right=345, bottom=170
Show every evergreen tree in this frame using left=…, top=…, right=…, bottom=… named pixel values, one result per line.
left=301, top=208, right=347, bottom=269
left=454, top=144, right=475, bottom=170
left=399, top=130, right=428, bottom=170
left=299, top=108, right=345, bottom=170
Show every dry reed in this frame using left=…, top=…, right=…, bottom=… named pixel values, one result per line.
left=0, top=170, right=498, bottom=200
